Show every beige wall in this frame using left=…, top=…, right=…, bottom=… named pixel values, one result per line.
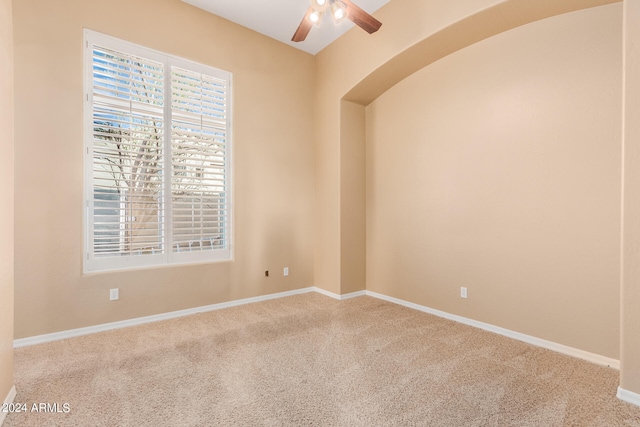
left=621, top=0, right=640, bottom=394
left=340, top=101, right=367, bottom=294
left=314, top=0, right=515, bottom=295
left=0, top=0, right=14, bottom=404
left=313, top=0, right=626, bottom=362
left=13, top=0, right=315, bottom=338
left=366, top=5, right=622, bottom=358
left=314, top=0, right=618, bottom=297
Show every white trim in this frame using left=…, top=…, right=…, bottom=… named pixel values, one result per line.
left=618, top=387, right=640, bottom=408
left=83, top=29, right=234, bottom=274
left=13, top=288, right=314, bottom=348
left=11, top=286, right=621, bottom=372
left=365, top=291, right=620, bottom=370
left=340, top=290, right=367, bottom=300
left=312, top=287, right=342, bottom=300
left=312, top=287, right=366, bottom=300
left=0, top=385, right=17, bottom=426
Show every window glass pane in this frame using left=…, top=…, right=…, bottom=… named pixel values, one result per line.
left=171, top=67, right=229, bottom=252
left=91, top=46, right=165, bottom=258
left=85, top=31, right=232, bottom=272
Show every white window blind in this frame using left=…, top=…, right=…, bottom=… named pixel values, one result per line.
left=171, top=67, right=229, bottom=253
left=84, top=30, right=232, bottom=273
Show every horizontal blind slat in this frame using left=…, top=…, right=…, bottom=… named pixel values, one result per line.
left=90, top=42, right=166, bottom=259
left=170, top=65, right=229, bottom=252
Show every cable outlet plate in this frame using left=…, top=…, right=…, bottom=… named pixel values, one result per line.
left=110, top=288, right=119, bottom=301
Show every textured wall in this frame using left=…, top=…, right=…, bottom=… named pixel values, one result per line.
left=312, top=0, right=623, bottom=362
left=0, top=0, right=15, bottom=405
left=13, top=0, right=315, bottom=338
left=621, top=0, right=640, bottom=395
left=314, top=0, right=619, bottom=296
left=340, top=101, right=367, bottom=294
left=366, top=4, right=622, bottom=359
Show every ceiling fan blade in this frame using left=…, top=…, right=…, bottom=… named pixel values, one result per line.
left=292, top=6, right=315, bottom=42
left=344, top=0, right=382, bottom=34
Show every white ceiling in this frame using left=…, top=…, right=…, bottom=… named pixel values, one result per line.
left=182, top=0, right=390, bottom=55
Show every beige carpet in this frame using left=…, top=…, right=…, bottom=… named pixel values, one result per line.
left=5, top=293, right=640, bottom=426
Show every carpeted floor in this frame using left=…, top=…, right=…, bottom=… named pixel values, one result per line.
left=5, top=293, right=640, bottom=426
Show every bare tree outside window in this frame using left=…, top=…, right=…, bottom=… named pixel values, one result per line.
left=92, top=48, right=165, bottom=256
left=171, top=67, right=228, bottom=253
left=88, top=39, right=230, bottom=270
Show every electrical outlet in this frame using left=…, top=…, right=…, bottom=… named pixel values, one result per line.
left=110, top=288, right=119, bottom=301
left=460, top=287, right=468, bottom=299
left=284, top=267, right=289, bottom=277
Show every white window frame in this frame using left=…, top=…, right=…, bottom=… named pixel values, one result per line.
left=83, top=30, right=233, bottom=273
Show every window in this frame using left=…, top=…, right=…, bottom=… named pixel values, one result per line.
left=84, top=30, right=232, bottom=273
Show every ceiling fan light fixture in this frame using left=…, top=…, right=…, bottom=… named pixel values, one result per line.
left=331, top=1, right=348, bottom=23
left=293, top=0, right=381, bottom=43
left=309, top=9, right=322, bottom=25
left=311, top=0, right=329, bottom=12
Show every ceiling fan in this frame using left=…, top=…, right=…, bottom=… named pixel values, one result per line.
left=292, top=0, right=382, bottom=42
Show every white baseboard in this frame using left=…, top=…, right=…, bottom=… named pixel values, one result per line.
left=13, top=287, right=315, bottom=348
left=0, top=385, right=17, bottom=426
left=313, top=287, right=366, bottom=300
left=11, top=286, right=621, bottom=372
left=618, top=386, right=640, bottom=408
left=341, top=290, right=367, bottom=300
left=365, top=290, right=620, bottom=370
